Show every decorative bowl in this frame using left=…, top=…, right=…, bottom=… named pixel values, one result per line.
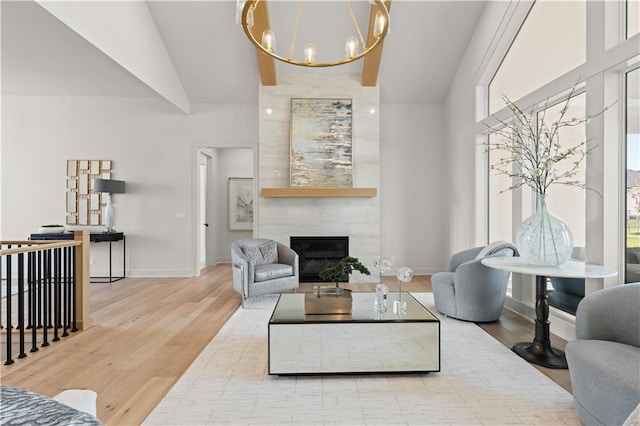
left=38, top=226, right=66, bottom=234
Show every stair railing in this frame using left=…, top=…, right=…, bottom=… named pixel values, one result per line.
left=1, top=231, right=92, bottom=365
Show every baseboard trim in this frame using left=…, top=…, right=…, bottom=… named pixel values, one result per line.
left=116, top=270, right=194, bottom=278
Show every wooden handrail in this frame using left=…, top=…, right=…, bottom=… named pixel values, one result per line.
left=0, top=241, right=81, bottom=256
left=1, top=231, right=92, bottom=331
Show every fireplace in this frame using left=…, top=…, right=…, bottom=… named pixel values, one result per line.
left=290, top=236, right=349, bottom=282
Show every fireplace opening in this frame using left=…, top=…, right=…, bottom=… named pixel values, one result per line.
left=290, top=236, right=349, bottom=282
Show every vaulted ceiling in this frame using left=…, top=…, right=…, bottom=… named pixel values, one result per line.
left=1, top=0, right=486, bottom=109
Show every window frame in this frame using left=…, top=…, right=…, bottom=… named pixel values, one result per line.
left=474, top=1, right=640, bottom=296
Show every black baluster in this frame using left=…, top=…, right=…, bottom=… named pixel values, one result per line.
left=53, top=248, right=60, bottom=342
left=37, top=250, right=42, bottom=329
left=5, top=251, right=14, bottom=365
left=27, top=250, right=33, bottom=329
left=17, top=252, right=26, bottom=359
left=42, top=249, right=49, bottom=347
left=62, top=247, right=69, bottom=337
left=71, top=246, right=77, bottom=332
left=29, top=252, right=38, bottom=353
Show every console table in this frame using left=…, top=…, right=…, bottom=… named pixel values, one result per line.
left=29, top=232, right=126, bottom=283
left=482, top=257, right=617, bottom=369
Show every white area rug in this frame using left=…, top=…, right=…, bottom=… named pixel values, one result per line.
left=144, top=293, right=579, bottom=425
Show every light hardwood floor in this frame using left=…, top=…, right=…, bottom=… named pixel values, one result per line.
left=1, top=265, right=571, bottom=425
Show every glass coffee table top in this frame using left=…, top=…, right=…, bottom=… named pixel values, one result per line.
left=270, top=292, right=438, bottom=324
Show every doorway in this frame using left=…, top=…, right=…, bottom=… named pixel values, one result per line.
left=197, top=151, right=213, bottom=274
left=194, top=147, right=255, bottom=276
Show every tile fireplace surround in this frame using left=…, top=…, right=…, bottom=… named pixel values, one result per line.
left=258, top=74, right=381, bottom=274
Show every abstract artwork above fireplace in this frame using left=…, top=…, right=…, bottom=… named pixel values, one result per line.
left=290, top=98, right=353, bottom=188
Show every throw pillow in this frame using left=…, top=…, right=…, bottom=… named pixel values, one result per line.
left=259, top=241, right=278, bottom=264
left=241, top=241, right=278, bottom=265
left=241, top=246, right=264, bottom=265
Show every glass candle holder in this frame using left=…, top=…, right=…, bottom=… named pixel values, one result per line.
left=374, top=283, right=389, bottom=313
left=394, top=266, right=414, bottom=316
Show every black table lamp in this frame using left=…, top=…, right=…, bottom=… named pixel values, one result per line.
left=92, top=178, right=125, bottom=233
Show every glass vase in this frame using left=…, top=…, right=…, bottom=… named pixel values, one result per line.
left=516, top=195, right=573, bottom=266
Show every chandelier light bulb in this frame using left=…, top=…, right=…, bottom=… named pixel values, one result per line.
left=246, top=8, right=254, bottom=28
left=373, top=10, right=386, bottom=38
left=304, top=43, right=317, bottom=64
left=345, top=37, right=359, bottom=59
left=261, top=30, right=276, bottom=53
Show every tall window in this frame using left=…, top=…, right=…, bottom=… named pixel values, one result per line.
left=626, top=67, right=639, bottom=283
left=488, top=132, right=513, bottom=242
left=543, top=92, right=587, bottom=248
left=628, top=0, right=639, bottom=39
left=487, top=1, right=587, bottom=244
left=489, top=1, right=586, bottom=114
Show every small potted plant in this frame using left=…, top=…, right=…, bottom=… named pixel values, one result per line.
left=306, top=256, right=370, bottom=315
left=319, top=256, right=370, bottom=292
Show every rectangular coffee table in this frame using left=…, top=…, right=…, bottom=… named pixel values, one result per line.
left=268, top=292, right=440, bottom=375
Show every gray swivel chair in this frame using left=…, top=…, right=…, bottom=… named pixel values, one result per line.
left=231, top=238, right=299, bottom=307
left=565, top=283, right=640, bottom=426
left=432, top=241, right=519, bottom=322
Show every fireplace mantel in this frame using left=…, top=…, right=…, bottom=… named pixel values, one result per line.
left=260, top=187, right=377, bottom=198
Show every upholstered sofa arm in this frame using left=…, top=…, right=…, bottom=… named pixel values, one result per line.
left=575, top=283, right=640, bottom=347
left=453, top=256, right=494, bottom=286
left=454, top=249, right=514, bottom=285
left=231, top=244, right=254, bottom=294
left=276, top=242, right=299, bottom=277
left=448, top=247, right=483, bottom=272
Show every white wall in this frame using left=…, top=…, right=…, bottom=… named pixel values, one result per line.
left=380, top=104, right=446, bottom=273
left=444, top=1, right=514, bottom=255
left=1, top=96, right=256, bottom=277
left=2, top=85, right=447, bottom=278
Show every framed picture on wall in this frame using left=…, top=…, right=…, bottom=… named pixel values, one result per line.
left=228, top=177, right=253, bottom=231
left=290, top=98, right=353, bottom=187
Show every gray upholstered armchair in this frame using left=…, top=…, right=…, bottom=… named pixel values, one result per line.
left=565, top=283, right=640, bottom=426
left=231, top=238, right=299, bottom=307
left=432, top=241, right=519, bottom=322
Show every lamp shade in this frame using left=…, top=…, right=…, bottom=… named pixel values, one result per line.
left=92, top=178, right=125, bottom=194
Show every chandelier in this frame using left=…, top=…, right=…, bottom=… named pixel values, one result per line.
left=239, top=0, right=390, bottom=68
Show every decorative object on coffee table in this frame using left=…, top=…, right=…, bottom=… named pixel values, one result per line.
left=374, top=283, right=389, bottom=313
left=318, top=256, right=370, bottom=291
left=308, top=256, right=370, bottom=315
left=394, top=266, right=413, bottom=315
left=304, top=286, right=353, bottom=315
left=373, top=255, right=394, bottom=285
